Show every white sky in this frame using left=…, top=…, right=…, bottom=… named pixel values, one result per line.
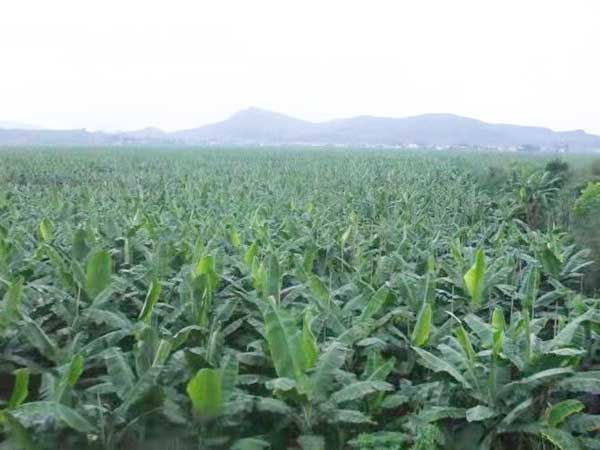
left=1, top=0, right=599, bottom=133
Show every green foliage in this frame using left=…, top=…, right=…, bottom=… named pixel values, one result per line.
left=463, top=249, right=486, bottom=309
left=85, top=249, right=112, bottom=299
left=186, top=368, right=224, bottom=418
left=0, top=148, right=597, bottom=450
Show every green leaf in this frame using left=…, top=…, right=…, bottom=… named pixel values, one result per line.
left=360, top=285, right=389, bottom=320
left=412, top=346, right=469, bottom=387
left=8, top=369, right=29, bottom=409
left=546, top=309, right=595, bottom=350
left=105, top=348, right=136, bottom=400
left=2, top=277, right=23, bottom=322
left=266, top=254, right=280, bottom=301
left=311, top=342, right=347, bottom=401
left=299, top=434, right=325, bottom=450
left=72, top=228, right=90, bottom=260
left=186, top=368, right=224, bottom=418
left=231, top=438, right=271, bottom=450
left=331, top=380, right=393, bottom=404
left=500, top=398, right=533, bottom=426
left=419, top=406, right=466, bottom=423
left=512, top=367, right=574, bottom=388
left=39, top=218, right=54, bottom=242
left=466, top=405, right=498, bottom=422
left=301, top=312, right=318, bottom=370
left=221, top=354, right=239, bottom=401
left=66, top=354, right=84, bottom=387
left=330, top=409, right=374, bottom=425
left=491, top=307, right=505, bottom=356
left=23, top=317, right=58, bottom=362
left=229, top=225, right=242, bottom=249
left=244, top=241, right=259, bottom=267
left=2, top=412, right=34, bottom=450
left=540, top=246, right=561, bottom=277
left=262, top=298, right=307, bottom=381
left=307, top=275, right=330, bottom=307
left=194, top=255, right=218, bottom=291
left=152, top=339, right=172, bottom=367
left=14, top=402, right=95, bottom=433
left=464, top=249, right=486, bottom=309
left=567, top=413, right=600, bottom=433
left=85, top=250, right=112, bottom=299
left=558, top=371, right=600, bottom=393
left=411, top=303, right=432, bottom=347
left=546, top=399, right=585, bottom=427
left=266, top=377, right=297, bottom=392
left=455, top=326, right=477, bottom=363
left=139, top=278, right=161, bottom=323
left=540, top=428, right=582, bottom=450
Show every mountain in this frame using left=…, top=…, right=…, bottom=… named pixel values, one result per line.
left=172, top=109, right=600, bottom=151
left=173, top=108, right=314, bottom=143
left=1, top=108, right=599, bottom=151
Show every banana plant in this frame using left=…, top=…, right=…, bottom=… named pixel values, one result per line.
left=256, top=298, right=394, bottom=449
left=411, top=305, right=599, bottom=449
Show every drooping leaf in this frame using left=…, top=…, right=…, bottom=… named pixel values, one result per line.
left=539, top=428, right=583, bottom=450
left=105, top=348, right=136, bottom=400
left=419, top=406, right=466, bottom=423
left=311, top=342, right=347, bottom=401
left=14, top=402, right=95, bottom=433
left=299, top=434, right=325, bottom=450
left=2, top=277, right=23, bottom=322
left=308, top=274, right=330, bottom=308
left=23, top=317, right=58, bottom=362
left=329, top=409, right=374, bottom=425
left=466, top=405, right=499, bottom=422
left=231, top=437, right=271, bottom=450
left=558, top=371, right=600, bottom=393
left=540, top=246, right=561, bottom=277
left=546, top=309, right=595, bottom=351
left=546, top=399, right=585, bottom=427
left=221, top=354, right=239, bottom=401
left=332, top=380, right=393, bottom=404
left=412, top=347, right=469, bottom=387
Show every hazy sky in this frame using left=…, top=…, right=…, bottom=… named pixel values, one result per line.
left=1, top=1, right=599, bottom=133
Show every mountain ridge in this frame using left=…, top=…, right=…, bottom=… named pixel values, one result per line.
left=1, top=108, right=599, bottom=151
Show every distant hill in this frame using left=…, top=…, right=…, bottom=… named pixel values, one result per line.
left=174, top=108, right=314, bottom=143
left=1, top=108, right=600, bottom=151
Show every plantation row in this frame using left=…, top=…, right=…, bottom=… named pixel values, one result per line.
left=0, top=148, right=599, bottom=450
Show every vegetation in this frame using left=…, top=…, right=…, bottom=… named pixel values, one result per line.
left=0, top=148, right=598, bottom=450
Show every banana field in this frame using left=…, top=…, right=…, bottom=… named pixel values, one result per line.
left=0, top=147, right=598, bottom=450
